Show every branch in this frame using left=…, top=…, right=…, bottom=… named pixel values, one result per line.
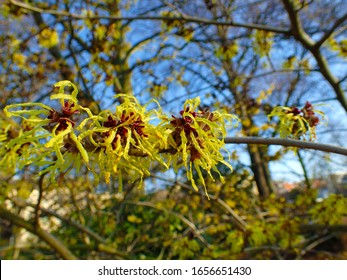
left=80, top=136, right=347, bottom=159
left=297, top=233, right=336, bottom=259
left=11, top=197, right=130, bottom=259
left=281, top=0, right=315, bottom=48
left=315, top=11, right=347, bottom=48
left=281, top=0, right=347, bottom=113
left=213, top=197, right=248, bottom=232
left=151, top=174, right=248, bottom=232
left=125, top=200, right=210, bottom=247
left=34, top=173, right=45, bottom=228
left=300, top=224, right=347, bottom=232
left=9, top=0, right=290, bottom=35
left=125, top=31, right=162, bottom=59
left=224, top=137, right=347, bottom=156
left=0, top=206, right=77, bottom=260
left=12, top=197, right=106, bottom=244
left=249, top=67, right=320, bottom=79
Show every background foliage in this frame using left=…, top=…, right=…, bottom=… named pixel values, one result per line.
left=1, top=0, right=347, bottom=260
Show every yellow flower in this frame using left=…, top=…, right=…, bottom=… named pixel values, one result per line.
left=166, top=97, right=238, bottom=196
left=38, top=28, right=59, bottom=48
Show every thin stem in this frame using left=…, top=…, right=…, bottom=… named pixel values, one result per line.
left=34, top=173, right=45, bottom=229
left=297, top=150, right=311, bottom=189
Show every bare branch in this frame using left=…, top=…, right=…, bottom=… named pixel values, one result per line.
left=297, top=233, right=336, bottom=259
left=151, top=174, right=248, bottom=232
left=281, top=0, right=347, bottom=113
left=11, top=197, right=129, bottom=259
left=12, top=197, right=106, bottom=244
left=125, top=200, right=210, bottom=246
left=9, top=0, right=290, bottom=35
left=224, top=137, right=347, bottom=156
left=315, top=12, right=347, bottom=48
left=0, top=206, right=77, bottom=260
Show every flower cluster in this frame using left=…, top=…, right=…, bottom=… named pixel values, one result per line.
left=2, top=81, right=238, bottom=194
left=77, top=94, right=167, bottom=188
left=166, top=97, right=238, bottom=194
left=46, top=101, right=80, bottom=131
left=301, top=102, right=320, bottom=127
left=268, top=101, right=325, bottom=140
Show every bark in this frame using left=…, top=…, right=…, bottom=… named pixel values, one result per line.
left=247, top=145, right=274, bottom=198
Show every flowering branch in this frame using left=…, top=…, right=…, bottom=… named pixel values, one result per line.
left=2, top=80, right=346, bottom=197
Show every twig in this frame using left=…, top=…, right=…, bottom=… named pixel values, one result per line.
left=34, top=173, right=45, bottom=230
left=124, top=200, right=210, bottom=247
left=151, top=174, right=248, bottom=232
left=297, top=233, right=335, bottom=259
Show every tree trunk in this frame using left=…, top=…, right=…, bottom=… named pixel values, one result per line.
left=248, top=145, right=274, bottom=199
